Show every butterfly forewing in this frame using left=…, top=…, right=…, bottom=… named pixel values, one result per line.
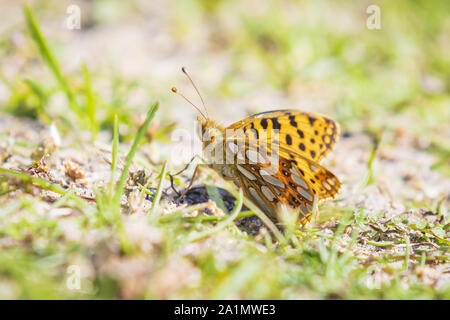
left=228, top=110, right=340, bottom=162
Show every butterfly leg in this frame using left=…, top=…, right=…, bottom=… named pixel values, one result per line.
left=171, top=155, right=201, bottom=177
left=175, top=164, right=202, bottom=201
left=169, top=155, right=202, bottom=196
left=169, top=174, right=181, bottom=197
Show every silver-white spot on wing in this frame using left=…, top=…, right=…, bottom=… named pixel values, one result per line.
left=249, top=187, right=267, bottom=210
left=259, top=169, right=285, bottom=188
left=299, top=204, right=308, bottom=216
left=290, top=167, right=308, bottom=189
left=297, top=187, right=313, bottom=201
left=261, top=185, right=276, bottom=201
left=236, top=164, right=257, bottom=181
left=237, top=153, right=246, bottom=162
left=227, top=142, right=238, bottom=154
left=322, top=181, right=331, bottom=190
left=246, top=149, right=268, bottom=164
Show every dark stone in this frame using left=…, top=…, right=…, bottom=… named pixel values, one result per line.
left=176, top=186, right=263, bottom=235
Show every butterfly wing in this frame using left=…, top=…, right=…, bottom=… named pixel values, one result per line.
left=217, top=109, right=341, bottom=225
left=227, top=110, right=340, bottom=162
left=278, top=145, right=341, bottom=200
left=211, top=110, right=341, bottom=224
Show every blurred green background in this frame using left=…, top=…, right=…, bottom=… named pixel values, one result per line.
left=1, top=0, right=449, bottom=145
left=0, top=0, right=448, bottom=299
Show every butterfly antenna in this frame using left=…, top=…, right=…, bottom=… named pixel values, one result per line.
left=171, top=87, right=207, bottom=119
left=181, top=67, right=209, bottom=118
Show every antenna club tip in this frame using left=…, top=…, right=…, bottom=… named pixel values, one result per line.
left=181, top=67, right=187, bottom=73
left=171, top=87, right=178, bottom=93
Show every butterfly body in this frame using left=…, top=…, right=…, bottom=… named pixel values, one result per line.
left=197, top=109, right=341, bottom=224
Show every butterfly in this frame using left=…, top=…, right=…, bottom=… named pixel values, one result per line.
left=172, top=69, right=341, bottom=225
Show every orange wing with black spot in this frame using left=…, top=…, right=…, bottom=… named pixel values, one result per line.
left=227, top=110, right=340, bottom=162
left=232, top=148, right=341, bottom=224
left=220, top=110, right=341, bottom=224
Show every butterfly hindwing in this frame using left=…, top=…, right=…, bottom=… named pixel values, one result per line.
left=278, top=146, right=341, bottom=200
left=234, top=160, right=313, bottom=224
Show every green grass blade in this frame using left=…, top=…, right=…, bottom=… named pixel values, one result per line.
left=366, top=240, right=395, bottom=247
left=224, top=181, right=284, bottom=243
left=403, top=236, right=410, bottom=272
left=109, top=114, right=119, bottom=198
left=206, top=185, right=228, bottom=213
left=185, top=188, right=243, bottom=243
left=23, top=5, right=80, bottom=115
left=113, top=102, right=159, bottom=206
left=364, top=133, right=381, bottom=187
left=149, top=160, right=168, bottom=217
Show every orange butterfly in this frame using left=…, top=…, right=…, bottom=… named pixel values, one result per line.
left=172, top=68, right=341, bottom=225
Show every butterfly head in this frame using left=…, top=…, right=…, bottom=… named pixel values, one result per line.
left=172, top=68, right=225, bottom=159
left=197, top=116, right=224, bottom=144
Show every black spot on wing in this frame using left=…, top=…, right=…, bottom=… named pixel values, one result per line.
left=271, top=117, right=281, bottom=130
left=299, top=143, right=305, bottom=151
left=297, top=129, right=304, bottom=139
left=286, top=134, right=292, bottom=145
left=260, top=119, right=268, bottom=130
left=322, top=135, right=330, bottom=144
left=289, top=115, right=298, bottom=128
left=247, top=123, right=259, bottom=140
left=308, top=115, right=317, bottom=126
